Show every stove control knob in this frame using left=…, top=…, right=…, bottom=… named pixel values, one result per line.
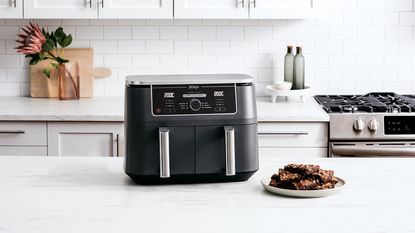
left=189, top=99, right=202, bottom=112
left=353, top=118, right=365, bottom=132
left=368, top=119, right=380, bottom=132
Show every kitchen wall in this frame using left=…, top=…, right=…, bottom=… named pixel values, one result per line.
left=1, top=0, right=415, bottom=97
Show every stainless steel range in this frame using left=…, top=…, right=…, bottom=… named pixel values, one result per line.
left=315, top=93, right=415, bottom=157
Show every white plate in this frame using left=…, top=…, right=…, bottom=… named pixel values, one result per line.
left=261, top=177, right=345, bottom=198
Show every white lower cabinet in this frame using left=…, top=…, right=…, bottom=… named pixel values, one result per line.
left=0, top=122, right=47, bottom=156
left=47, top=122, right=124, bottom=157
left=258, top=122, right=329, bottom=158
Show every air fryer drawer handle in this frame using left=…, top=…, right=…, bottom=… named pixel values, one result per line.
left=331, top=145, right=415, bottom=157
left=224, top=126, right=236, bottom=176
left=159, top=128, right=170, bottom=178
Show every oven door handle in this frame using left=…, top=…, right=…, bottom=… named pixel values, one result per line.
left=331, top=145, right=415, bottom=157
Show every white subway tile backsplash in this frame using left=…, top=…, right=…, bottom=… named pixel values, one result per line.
left=160, top=55, right=188, bottom=68
left=132, top=55, right=160, bottom=68
left=386, top=0, right=413, bottom=11
left=2, top=3, right=415, bottom=97
left=174, top=41, right=202, bottom=54
left=0, top=69, right=6, bottom=81
left=146, top=41, right=173, bottom=54
left=104, top=55, right=132, bottom=68
left=160, top=26, right=188, bottom=40
left=217, top=27, right=245, bottom=40
left=188, top=55, right=216, bottom=68
left=0, top=55, right=20, bottom=68
left=230, top=41, right=258, bottom=54
left=217, top=55, right=244, bottom=68
left=132, top=26, right=160, bottom=39
left=76, top=26, right=104, bottom=39
left=0, top=41, right=5, bottom=54
left=189, top=26, right=216, bottom=40
left=385, top=26, right=412, bottom=40
left=118, top=41, right=145, bottom=54
left=104, top=26, right=131, bottom=40
left=202, top=41, right=230, bottom=54
left=245, top=27, right=273, bottom=40
left=90, top=40, right=118, bottom=54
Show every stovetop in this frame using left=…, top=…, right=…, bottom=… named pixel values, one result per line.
left=315, top=93, right=415, bottom=113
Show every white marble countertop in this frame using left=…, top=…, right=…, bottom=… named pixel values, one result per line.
left=0, top=97, right=124, bottom=121
left=1, top=155, right=413, bottom=233
left=256, top=97, right=329, bottom=122
left=0, top=96, right=328, bottom=122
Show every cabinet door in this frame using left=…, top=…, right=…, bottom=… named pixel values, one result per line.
left=47, top=122, right=124, bottom=157
left=24, top=0, right=98, bottom=19
left=0, top=0, right=23, bottom=18
left=174, top=0, right=248, bottom=19
left=100, top=0, right=173, bottom=18
left=249, top=0, right=327, bottom=19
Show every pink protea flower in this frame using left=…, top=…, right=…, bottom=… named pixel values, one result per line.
left=15, top=22, right=46, bottom=55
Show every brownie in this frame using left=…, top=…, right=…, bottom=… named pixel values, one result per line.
left=269, top=164, right=338, bottom=191
left=284, top=164, right=320, bottom=176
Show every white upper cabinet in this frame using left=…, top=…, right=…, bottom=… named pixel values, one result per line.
left=249, top=0, right=327, bottom=19
left=0, top=0, right=23, bottom=18
left=174, top=0, right=249, bottom=19
left=24, top=0, right=98, bottom=19
left=100, top=0, right=173, bottom=19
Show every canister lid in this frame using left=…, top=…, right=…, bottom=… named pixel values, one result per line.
left=126, top=74, right=254, bottom=85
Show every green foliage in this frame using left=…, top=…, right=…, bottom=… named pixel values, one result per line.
left=37, top=26, right=73, bottom=78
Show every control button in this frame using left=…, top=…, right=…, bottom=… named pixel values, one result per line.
left=367, top=118, right=380, bottom=132
left=353, top=118, right=365, bottom=132
left=189, top=99, right=202, bottom=111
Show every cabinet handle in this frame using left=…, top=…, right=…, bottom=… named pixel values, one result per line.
left=259, top=132, right=309, bottom=136
left=99, top=0, right=104, bottom=8
left=12, top=0, right=17, bottom=8
left=250, top=0, right=256, bottom=8
left=160, top=0, right=162, bottom=7
left=116, top=134, right=119, bottom=157
left=85, top=0, right=92, bottom=8
left=237, top=0, right=245, bottom=8
left=0, top=130, right=25, bottom=134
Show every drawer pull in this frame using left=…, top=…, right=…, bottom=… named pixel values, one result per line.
left=259, top=132, right=309, bottom=136
left=0, top=130, right=25, bottom=134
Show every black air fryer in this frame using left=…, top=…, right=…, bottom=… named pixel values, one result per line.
left=124, top=74, right=258, bottom=184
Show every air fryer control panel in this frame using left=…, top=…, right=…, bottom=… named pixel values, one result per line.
left=152, top=84, right=237, bottom=115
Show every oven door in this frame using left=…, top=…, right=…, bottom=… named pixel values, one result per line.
left=330, top=141, right=415, bottom=157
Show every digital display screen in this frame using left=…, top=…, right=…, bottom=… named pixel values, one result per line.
left=152, top=84, right=237, bottom=115
left=384, top=116, right=415, bottom=135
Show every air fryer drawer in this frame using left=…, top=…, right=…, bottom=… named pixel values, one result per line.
left=196, top=124, right=258, bottom=174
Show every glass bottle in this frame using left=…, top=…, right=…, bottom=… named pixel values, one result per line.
left=293, top=46, right=305, bottom=90
left=57, top=62, right=80, bottom=100
left=284, top=46, right=294, bottom=85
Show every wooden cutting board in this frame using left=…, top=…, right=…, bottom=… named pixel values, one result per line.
left=30, top=48, right=111, bottom=98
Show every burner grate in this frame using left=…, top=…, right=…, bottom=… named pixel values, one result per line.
left=315, top=92, right=415, bottom=113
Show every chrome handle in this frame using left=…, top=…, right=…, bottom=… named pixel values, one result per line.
left=237, top=0, right=245, bottom=8
left=160, top=0, right=162, bottom=7
left=99, top=0, right=104, bottom=8
left=13, top=0, right=17, bottom=8
left=331, top=146, right=415, bottom=157
left=224, top=126, right=236, bottom=176
left=85, top=0, right=92, bottom=8
left=159, top=128, right=170, bottom=178
left=116, top=134, right=119, bottom=157
left=250, top=0, right=256, bottom=8
left=259, top=132, right=309, bottom=136
left=0, top=130, right=25, bottom=134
